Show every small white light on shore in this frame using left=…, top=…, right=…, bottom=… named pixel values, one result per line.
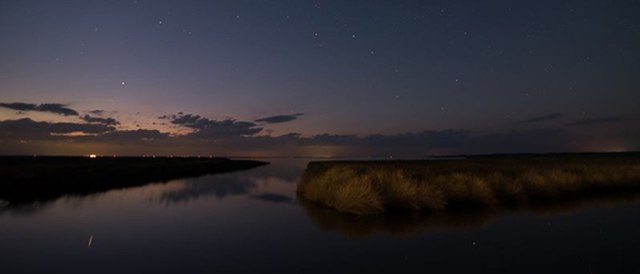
left=89, top=154, right=97, bottom=158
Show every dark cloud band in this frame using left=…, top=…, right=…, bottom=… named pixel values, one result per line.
left=565, top=116, right=624, bottom=126
left=81, top=115, right=119, bottom=126
left=517, top=113, right=566, bottom=124
left=255, top=113, right=304, bottom=124
left=0, top=102, right=79, bottom=116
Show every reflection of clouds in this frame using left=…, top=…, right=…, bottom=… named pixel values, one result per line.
left=159, top=174, right=257, bottom=204
left=1, top=159, right=309, bottom=213
left=157, top=159, right=308, bottom=205
left=249, top=193, right=295, bottom=204
left=0, top=200, right=53, bottom=215
left=238, top=164, right=304, bottom=184
left=250, top=176, right=298, bottom=189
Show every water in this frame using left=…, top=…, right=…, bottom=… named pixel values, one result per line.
left=1, top=159, right=640, bottom=273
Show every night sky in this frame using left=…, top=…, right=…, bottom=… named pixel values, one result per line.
left=1, top=0, right=639, bottom=157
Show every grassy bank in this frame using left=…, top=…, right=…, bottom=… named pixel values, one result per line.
left=0, top=156, right=268, bottom=205
left=297, top=153, right=640, bottom=215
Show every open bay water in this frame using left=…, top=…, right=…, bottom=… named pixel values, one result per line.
left=1, top=159, right=640, bottom=273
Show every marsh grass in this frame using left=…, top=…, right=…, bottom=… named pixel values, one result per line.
left=297, top=154, right=640, bottom=215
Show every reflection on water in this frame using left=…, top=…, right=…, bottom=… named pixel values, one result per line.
left=0, top=159, right=304, bottom=214
left=2, top=159, right=640, bottom=273
left=249, top=193, right=295, bottom=204
left=301, top=201, right=492, bottom=238
left=158, top=176, right=256, bottom=203
left=301, top=191, right=640, bottom=238
left=155, top=159, right=303, bottom=205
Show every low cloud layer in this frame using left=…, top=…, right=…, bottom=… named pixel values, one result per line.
left=0, top=118, right=115, bottom=139
left=0, top=102, right=79, bottom=116
left=517, top=113, right=566, bottom=124
left=565, top=116, right=624, bottom=126
left=165, top=113, right=262, bottom=138
left=0, top=110, right=636, bottom=156
left=94, top=129, right=169, bottom=143
left=0, top=102, right=120, bottom=127
left=81, top=115, right=119, bottom=126
left=255, top=113, right=304, bottom=124
left=88, top=110, right=105, bottom=115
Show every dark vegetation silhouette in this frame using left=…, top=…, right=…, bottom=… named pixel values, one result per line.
left=0, top=156, right=268, bottom=206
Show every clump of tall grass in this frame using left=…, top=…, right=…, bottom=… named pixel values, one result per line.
left=296, top=155, right=640, bottom=215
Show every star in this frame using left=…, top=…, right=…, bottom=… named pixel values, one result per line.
left=121, top=81, right=126, bottom=86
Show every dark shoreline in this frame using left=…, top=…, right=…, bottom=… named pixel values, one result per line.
left=0, top=156, right=269, bottom=205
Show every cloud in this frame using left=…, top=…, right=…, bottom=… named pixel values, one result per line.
left=88, top=110, right=105, bottom=115
left=0, top=102, right=36, bottom=111
left=300, top=130, right=474, bottom=148
left=0, top=118, right=115, bottom=139
left=198, top=128, right=572, bottom=156
left=94, top=129, right=169, bottom=143
left=81, top=115, right=119, bottom=126
left=285, top=128, right=572, bottom=156
left=168, top=113, right=262, bottom=138
left=0, top=102, right=79, bottom=116
left=517, top=113, right=566, bottom=124
left=565, top=116, right=624, bottom=126
left=37, top=104, right=79, bottom=116
left=1, top=111, right=632, bottom=156
left=255, top=113, right=304, bottom=124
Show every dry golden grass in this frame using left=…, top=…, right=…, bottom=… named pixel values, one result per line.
left=296, top=154, right=640, bottom=215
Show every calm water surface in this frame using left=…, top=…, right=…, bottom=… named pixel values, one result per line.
left=2, top=159, right=640, bottom=273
